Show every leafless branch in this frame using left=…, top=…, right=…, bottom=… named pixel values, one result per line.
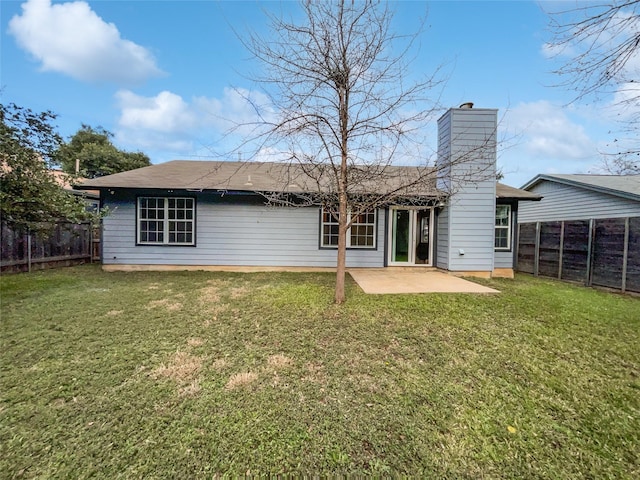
left=546, top=1, right=639, bottom=168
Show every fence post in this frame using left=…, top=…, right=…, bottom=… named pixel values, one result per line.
left=27, top=227, right=32, bottom=273
left=534, top=222, right=540, bottom=277
left=586, top=219, right=594, bottom=287
left=621, top=217, right=629, bottom=293
left=515, top=223, right=520, bottom=272
left=558, top=221, right=565, bottom=280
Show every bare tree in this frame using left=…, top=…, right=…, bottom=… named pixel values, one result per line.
left=593, top=153, right=640, bottom=174
left=237, top=1, right=493, bottom=303
left=546, top=1, right=639, bottom=171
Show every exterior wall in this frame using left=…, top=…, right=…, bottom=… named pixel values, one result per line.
left=520, top=181, right=640, bottom=222
left=436, top=207, right=450, bottom=269
left=101, top=191, right=385, bottom=268
left=493, top=251, right=513, bottom=269
left=493, top=201, right=518, bottom=269
left=436, top=108, right=497, bottom=272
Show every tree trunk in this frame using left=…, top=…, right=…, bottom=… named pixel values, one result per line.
left=334, top=81, right=349, bottom=304
left=335, top=199, right=348, bottom=304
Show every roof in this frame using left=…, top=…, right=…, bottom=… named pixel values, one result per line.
left=76, top=159, right=537, bottom=200
left=521, top=174, right=640, bottom=202
left=496, top=182, right=541, bottom=201
left=51, top=170, right=100, bottom=199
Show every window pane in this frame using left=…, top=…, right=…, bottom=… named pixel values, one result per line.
left=349, top=210, right=375, bottom=248
left=495, top=205, right=510, bottom=226
left=495, top=228, right=508, bottom=248
left=323, top=211, right=339, bottom=223
left=495, top=205, right=510, bottom=249
left=321, top=207, right=374, bottom=248
left=138, top=197, right=194, bottom=245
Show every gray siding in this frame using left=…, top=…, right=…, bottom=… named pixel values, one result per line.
left=494, top=251, right=514, bottom=269
left=436, top=207, right=449, bottom=269
left=436, top=108, right=497, bottom=271
left=519, top=180, right=640, bottom=222
left=494, top=204, right=517, bottom=269
left=102, top=193, right=385, bottom=268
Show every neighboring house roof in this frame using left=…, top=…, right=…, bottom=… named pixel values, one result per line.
left=51, top=169, right=100, bottom=200
left=77, top=159, right=537, bottom=200
left=496, top=182, right=541, bottom=201
left=521, top=174, right=640, bottom=202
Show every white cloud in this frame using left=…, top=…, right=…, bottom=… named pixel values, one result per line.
left=114, top=88, right=274, bottom=156
left=116, top=90, right=197, bottom=133
left=8, top=0, right=162, bottom=84
left=540, top=42, right=575, bottom=59
left=504, top=101, right=596, bottom=160
left=498, top=101, right=603, bottom=187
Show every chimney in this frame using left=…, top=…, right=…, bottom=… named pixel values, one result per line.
left=435, top=106, right=497, bottom=273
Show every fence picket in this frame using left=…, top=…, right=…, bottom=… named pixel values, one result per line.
left=517, top=216, right=639, bottom=293
left=1, top=222, right=93, bottom=273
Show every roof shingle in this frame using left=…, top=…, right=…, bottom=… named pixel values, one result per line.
left=77, top=159, right=538, bottom=200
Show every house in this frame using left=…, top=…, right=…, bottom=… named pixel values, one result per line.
left=517, top=174, right=640, bottom=293
left=51, top=169, right=100, bottom=210
left=519, top=174, right=640, bottom=222
left=77, top=107, right=540, bottom=277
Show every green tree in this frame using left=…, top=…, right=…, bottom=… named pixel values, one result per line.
left=56, top=125, right=150, bottom=178
left=0, top=103, right=89, bottom=230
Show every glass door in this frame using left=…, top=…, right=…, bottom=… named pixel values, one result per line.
left=391, top=209, right=411, bottom=263
left=388, top=208, right=433, bottom=266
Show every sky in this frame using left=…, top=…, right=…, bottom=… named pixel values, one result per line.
left=1, top=0, right=636, bottom=187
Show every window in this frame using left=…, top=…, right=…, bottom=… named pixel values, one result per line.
left=495, top=204, right=511, bottom=250
left=138, top=197, right=195, bottom=245
left=321, top=208, right=376, bottom=248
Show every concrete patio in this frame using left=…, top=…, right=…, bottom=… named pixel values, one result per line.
left=348, top=268, right=500, bottom=294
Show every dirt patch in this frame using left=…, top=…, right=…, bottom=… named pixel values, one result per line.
left=50, top=398, right=66, bottom=408
left=225, top=371, right=259, bottom=390
left=187, top=337, right=204, bottom=348
left=106, top=310, right=123, bottom=316
left=179, top=380, right=202, bottom=397
left=303, top=362, right=328, bottom=385
left=211, top=358, right=229, bottom=371
left=349, top=373, right=381, bottom=393
left=230, top=285, right=250, bottom=299
left=267, top=354, right=294, bottom=369
left=147, top=299, right=183, bottom=311
left=199, top=280, right=229, bottom=317
left=152, top=351, right=202, bottom=385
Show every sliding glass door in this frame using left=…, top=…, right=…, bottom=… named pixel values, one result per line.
left=388, top=208, right=433, bottom=266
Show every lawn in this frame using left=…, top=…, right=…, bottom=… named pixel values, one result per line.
left=1, top=265, right=638, bottom=478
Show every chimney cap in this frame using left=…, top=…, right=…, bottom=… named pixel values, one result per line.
left=459, top=102, right=474, bottom=109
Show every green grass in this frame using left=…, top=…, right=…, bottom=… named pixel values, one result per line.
left=1, top=265, right=638, bottom=478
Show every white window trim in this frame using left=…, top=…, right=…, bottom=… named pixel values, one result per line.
left=495, top=204, right=511, bottom=251
left=137, top=197, right=195, bottom=246
left=320, top=207, right=377, bottom=249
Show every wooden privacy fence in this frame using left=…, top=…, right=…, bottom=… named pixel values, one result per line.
left=517, top=217, right=640, bottom=293
left=1, top=221, right=96, bottom=273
